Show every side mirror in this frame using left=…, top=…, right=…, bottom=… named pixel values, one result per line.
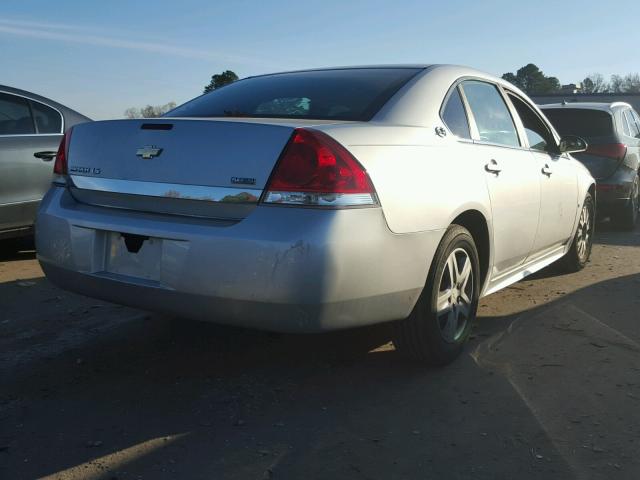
left=559, top=135, right=588, bottom=154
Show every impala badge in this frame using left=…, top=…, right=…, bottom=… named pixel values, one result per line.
left=136, top=145, right=163, bottom=159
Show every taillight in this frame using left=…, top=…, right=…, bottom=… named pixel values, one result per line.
left=54, top=128, right=73, bottom=175
left=262, top=129, right=377, bottom=207
left=586, top=143, right=626, bottom=160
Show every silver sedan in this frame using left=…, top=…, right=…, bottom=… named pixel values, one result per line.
left=36, top=65, right=595, bottom=365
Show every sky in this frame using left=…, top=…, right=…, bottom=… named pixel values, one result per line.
left=1, top=0, right=639, bottom=120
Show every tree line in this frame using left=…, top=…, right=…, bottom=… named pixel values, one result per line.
left=502, top=64, right=640, bottom=95
left=123, top=70, right=239, bottom=118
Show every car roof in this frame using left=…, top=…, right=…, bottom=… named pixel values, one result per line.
left=540, top=102, right=632, bottom=113
left=0, top=84, right=91, bottom=122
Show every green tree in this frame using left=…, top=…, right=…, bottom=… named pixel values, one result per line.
left=501, top=64, right=560, bottom=95
left=204, top=70, right=239, bottom=93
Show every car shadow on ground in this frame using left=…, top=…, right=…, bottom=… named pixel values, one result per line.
left=593, top=219, right=640, bottom=247
left=5, top=271, right=640, bottom=479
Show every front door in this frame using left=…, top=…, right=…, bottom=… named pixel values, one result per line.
left=504, top=91, right=578, bottom=256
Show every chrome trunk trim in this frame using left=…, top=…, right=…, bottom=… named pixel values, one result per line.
left=69, top=176, right=262, bottom=204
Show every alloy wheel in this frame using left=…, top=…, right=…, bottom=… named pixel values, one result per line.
left=576, top=202, right=592, bottom=261
left=436, top=248, right=474, bottom=343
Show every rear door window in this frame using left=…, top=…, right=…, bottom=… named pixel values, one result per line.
left=507, top=93, right=556, bottom=152
left=460, top=80, right=520, bottom=147
left=0, top=93, right=35, bottom=135
left=621, top=111, right=632, bottom=136
left=624, top=110, right=640, bottom=138
left=542, top=108, right=613, bottom=139
left=32, top=101, right=62, bottom=134
left=441, top=87, right=471, bottom=139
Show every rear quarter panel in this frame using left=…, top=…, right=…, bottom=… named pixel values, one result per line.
left=317, top=124, right=492, bottom=236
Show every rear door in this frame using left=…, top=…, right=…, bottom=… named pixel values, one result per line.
left=623, top=108, right=640, bottom=168
left=506, top=92, right=578, bottom=255
left=460, top=80, right=540, bottom=277
left=0, top=92, right=62, bottom=232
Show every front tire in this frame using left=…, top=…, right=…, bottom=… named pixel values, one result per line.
left=560, top=192, right=594, bottom=272
left=393, top=225, right=480, bottom=365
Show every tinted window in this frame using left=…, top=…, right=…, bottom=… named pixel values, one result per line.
left=508, top=93, right=555, bottom=152
left=631, top=110, right=640, bottom=138
left=621, top=111, right=632, bottom=136
left=0, top=93, right=35, bottom=135
left=32, top=101, right=62, bottom=133
left=624, top=110, right=640, bottom=138
left=442, top=87, right=471, bottom=139
left=168, top=68, right=422, bottom=121
left=461, top=81, right=519, bottom=147
left=542, top=109, right=613, bottom=139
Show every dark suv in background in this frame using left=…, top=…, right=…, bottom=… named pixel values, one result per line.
left=541, top=102, right=640, bottom=229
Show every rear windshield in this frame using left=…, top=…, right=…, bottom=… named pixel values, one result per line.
left=167, top=68, right=422, bottom=121
left=542, top=108, right=613, bottom=138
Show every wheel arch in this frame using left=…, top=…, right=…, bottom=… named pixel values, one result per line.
left=451, top=209, right=491, bottom=293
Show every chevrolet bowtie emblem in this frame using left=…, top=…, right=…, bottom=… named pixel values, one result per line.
left=136, top=145, right=163, bottom=159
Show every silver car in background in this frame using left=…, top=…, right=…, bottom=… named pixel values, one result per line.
left=36, top=65, right=595, bottom=365
left=0, top=85, right=90, bottom=240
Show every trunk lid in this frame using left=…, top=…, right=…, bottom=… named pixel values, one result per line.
left=66, top=118, right=346, bottom=220
left=68, top=118, right=297, bottom=189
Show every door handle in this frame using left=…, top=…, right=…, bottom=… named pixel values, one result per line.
left=34, top=151, right=57, bottom=161
left=485, top=159, right=501, bottom=174
left=541, top=164, right=553, bottom=176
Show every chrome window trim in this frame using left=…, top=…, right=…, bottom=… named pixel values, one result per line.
left=438, top=77, right=481, bottom=140
left=69, top=176, right=263, bottom=204
left=0, top=89, right=65, bottom=136
left=438, top=82, right=474, bottom=140
left=623, top=109, right=640, bottom=138
left=0, top=133, right=63, bottom=138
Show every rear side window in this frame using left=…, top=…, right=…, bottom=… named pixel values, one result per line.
left=461, top=81, right=520, bottom=147
left=542, top=109, right=613, bottom=139
left=167, top=68, right=422, bottom=121
left=624, top=110, right=640, bottom=138
left=631, top=110, right=640, bottom=135
left=507, top=93, right=555, bottom=152
left=32, top=101, right=62, bottom=134
left=621, top=111, right=632, bottom=136
left=441, top=87, right=471, bottom=139
left=0, top=93, right=35, bottom=135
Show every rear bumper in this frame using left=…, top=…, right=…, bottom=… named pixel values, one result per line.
left=36, top=187, right=443, bottom=332
left=595, top=167, right=636, bottom=215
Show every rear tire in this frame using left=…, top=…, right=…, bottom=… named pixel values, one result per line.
left=615, top=175, right=639, bottom=230
left=560, top=192, right=594, bottom=273
left=393, top=225, right=480, bottom=365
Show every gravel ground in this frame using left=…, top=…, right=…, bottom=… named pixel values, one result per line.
left=1, top=224, right=640, bottom=480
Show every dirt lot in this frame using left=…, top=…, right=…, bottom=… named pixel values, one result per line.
left=1, top=225, right=640, bottom=480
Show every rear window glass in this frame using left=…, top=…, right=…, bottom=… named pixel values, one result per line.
left=542, top=108, right=613, bottom=138
left=167, top=68, right=422, bottom=121
left=32, top=101, right=62, bottom=134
